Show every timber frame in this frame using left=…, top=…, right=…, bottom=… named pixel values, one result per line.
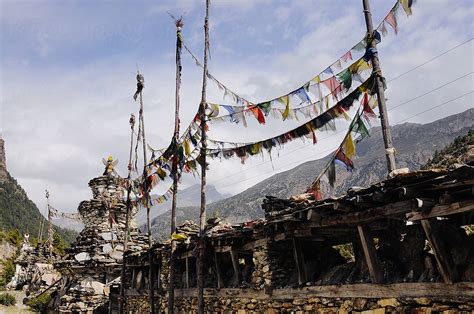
left=121, top=166, right=474, bottom=307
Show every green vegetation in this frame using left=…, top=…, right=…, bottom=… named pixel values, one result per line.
left=0, top=292, right=16, bottom=306
left=0, top=255, right=17, bottom=289
left=0, top=172, right=77, bottom=244
left=26, top=293, right=51, bottom=313
left=423, top=129, right=473, bottom=169
left=333, top=243, right=355, bottom=262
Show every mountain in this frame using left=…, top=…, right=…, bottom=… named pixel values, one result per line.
left=149, top=109, right=474, bottom=239
left=0, top=138, right=77, bottom=244
left=135, top=183, right=231, bottom=225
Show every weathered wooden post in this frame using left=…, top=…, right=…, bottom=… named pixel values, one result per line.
left=119, top=114, right=136, bottom=314
left=362, top=0, right=397, bottom=174
left=197, top=1, right=211, bottom=313
left=168, top=17, right=184, bottom=314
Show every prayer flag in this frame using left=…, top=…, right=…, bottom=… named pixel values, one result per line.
left=344, top=133, right=356, bottom=158
left=335, top=149, right=354, bottom=171
left=385, top=11, right=398, bottom=34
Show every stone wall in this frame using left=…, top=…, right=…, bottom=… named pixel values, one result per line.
left=124, top=291, right=473, bottom=313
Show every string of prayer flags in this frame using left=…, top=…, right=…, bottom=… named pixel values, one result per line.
left=206, top=75, right=376, bottom=162
left=206, top=56, right=374, bottom=127
left=181, top=0, right=414, bottom=124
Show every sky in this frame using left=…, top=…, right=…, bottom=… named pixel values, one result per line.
left=1, top=0, right=473, bottom=217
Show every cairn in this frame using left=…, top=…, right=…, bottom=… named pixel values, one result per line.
left=54, top=168, right=147, bottom=313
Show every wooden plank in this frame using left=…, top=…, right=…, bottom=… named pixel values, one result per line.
left=357, top=225, right=383, bottom=284
left=420, top=219, right=458, bottom=284
left=313, top=199, right=425, bottom=228
left=172, top=282, right=474, bottom=299
left=214, top=245, right=232, bottom=253
left=407, top=201, right=474, bottom=221
left=185, top=257, right=189, bottom=289
left=230, top=250, right=241, bottom=286
left=214, top=252, right=224, bottom=289
left=177, top=250, right=194, bottom=259
left=292, top=238, right=307, bottom=285
left=240, top=238, right=268, bottom=251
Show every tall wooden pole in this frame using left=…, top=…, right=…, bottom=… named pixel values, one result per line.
left=168, top=18, right=183, bottom=314
left=46, top=190, right=53, bottom=258
left=136, top=73, right=156, bottom=314
left=197, top=1, right=210, bottom=313
left=362, top=0, right=396, bottom=174
left=119, top=114, right=136, bottom=314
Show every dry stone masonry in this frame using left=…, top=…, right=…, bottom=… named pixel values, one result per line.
left=54, top=173, right=148, bottom=313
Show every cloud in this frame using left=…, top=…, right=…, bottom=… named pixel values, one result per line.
left=1, top=0, right=473, bottom=217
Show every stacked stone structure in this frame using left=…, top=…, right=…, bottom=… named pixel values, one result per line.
left=55, top=173, right=148, bottom=313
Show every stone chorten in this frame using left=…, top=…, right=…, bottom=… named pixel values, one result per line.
left=55, top=168, right=147, bottom=313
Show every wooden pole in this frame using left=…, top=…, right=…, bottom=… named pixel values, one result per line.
left=119, top=114, right=136, bottom=314
left=168, top=18, right=184, bottom=314
left=197, top=1, right=210, bottom=312
left=46, top=190, right=53, bottom=258
left=137, top=73, right=156, bottom=314
left=357, top=225, right=383, bottom=283
left=361, top=0, right=396, bottom=174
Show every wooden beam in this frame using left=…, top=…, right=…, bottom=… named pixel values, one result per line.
left=292, top=238, right=307, bottom=286
left=214, top=252, right=224, bottom=289
left=185, top=257, right=189, bottom=289
left=313, top=198, right=426, bottom=228
left=357, top=225, right=383, bottom=284
left=407, top=201, right=474, bottom=221
left=420, top=219, right=458, bottom=284
left=214, top=245, right=232, bottom=253
left=172, top=282, right=474, bottom=299
left=230, top=250, right=241, bottom=286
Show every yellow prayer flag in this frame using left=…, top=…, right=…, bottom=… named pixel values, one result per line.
left=349, top=59, right=371, bottom=74
left=171, top=233, right=188, bottom=241
left=400, top=0, right=412, bottom=16
left=345, top=133, right=356, bottom=158
left=280, top=95, right=290, bottom=120
left=184, top=139, right=191, bottom=156
left=311, top=75, right=321, bottom=83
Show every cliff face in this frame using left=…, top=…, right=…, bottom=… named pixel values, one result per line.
left=0, top=138, right=7, bottom=182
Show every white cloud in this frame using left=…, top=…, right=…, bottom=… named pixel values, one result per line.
left=1, top=0, right=473, bottom=219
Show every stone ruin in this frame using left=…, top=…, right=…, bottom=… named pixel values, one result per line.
left=6, top=234, right=61, bottom=296
left=53, top=173, right=148, bottom=313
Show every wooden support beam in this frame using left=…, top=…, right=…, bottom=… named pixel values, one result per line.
left=172, top=282, right=474, bottom=299
left=185, top=257, right=189, bottom=289
left=313, top=198, right=426, bottom=227
left=214, top=252, right=224, bottom=289
left=420, top=219, right=458, bottom=284
left=292, top=238, right=307, bottom=286
left=407, top=200, right=474, bottom=221
left=230, top=250, right=241, bottom=286
left=357, top=225, right=383, bottom=284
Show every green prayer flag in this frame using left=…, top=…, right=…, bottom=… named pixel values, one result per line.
left=337, top=69, right=352, bottom=89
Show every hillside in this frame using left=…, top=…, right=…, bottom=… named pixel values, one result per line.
left=0, top=139, right=77, bottom=244
left=149, top=109, right=474, bottom=239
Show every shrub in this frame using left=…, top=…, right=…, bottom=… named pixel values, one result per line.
left=0, top=292, right=16, bottom=306
left=26, top=293, right=51, bottom=313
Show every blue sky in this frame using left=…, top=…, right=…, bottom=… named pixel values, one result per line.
left=1, top=0, right=473, bottom=218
